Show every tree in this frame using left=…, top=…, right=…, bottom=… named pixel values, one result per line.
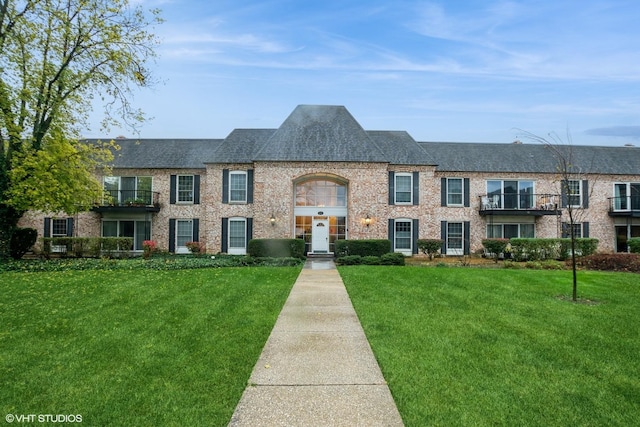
left=0, top=0, right=162, bottom=259
left=523, top=130, right=596, bottom=302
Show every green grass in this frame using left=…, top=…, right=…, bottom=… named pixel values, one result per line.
left=0, top=267, right=300, bottom=426
left=340, top=266, right=640, bottom=427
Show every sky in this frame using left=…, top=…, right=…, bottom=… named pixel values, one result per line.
left=87, top=0, right=640, bottom=146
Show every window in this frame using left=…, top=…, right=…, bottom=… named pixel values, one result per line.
left=229, top=171, right=248, bottom=203
left=176, top=220, right=193, bottom=253
left=486, top=180, right=534, bottom=209
left=102, top=220, right=150, bottom=251
left=566, top=180, right=582, bottom=207
left=394, top=220, right=412, bottom=253
left=447, top=178, right=463, bottom=206
left=447, top=222, right=463, bottom=255
left=614, top=183, right=640, bottom=211
left=103, top=176, right=153, bottom=205
left=295, top=179, right=347, bottom=207
left=229, top=218, right=247, bottom=254
left=177, top=175, right=194, bottom=203
left=52, top=219, right=68, bottom=238
left=395, top=174, right=412, bottom=204
left=486, top=223, right=535, bottom=239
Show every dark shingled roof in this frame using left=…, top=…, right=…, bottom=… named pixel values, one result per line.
left=83, top=106, right=640, bottom=173
left=91, top=139, right=223, bottom=169
left=251, top=105, right=390, bottom=163
left=368, top=130, right=435, bottom=165
left=211, top=129, right=275, bottom=163
left=420, top=141, right=640, bottom=175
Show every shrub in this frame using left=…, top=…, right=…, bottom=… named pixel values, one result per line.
left=380, top=252, right=405, bottom=266
left=578, top=253, right=640, bottom=272
left=10, top=227, right=38, bottom=260
left=336, top=255, right=363, bottom=265
left=186, top=241, right=205, bottom=254
left=628, top=238, right=640, bottom=254
left=362, top=256, right=381, bottom=265
left=417, top=239, right=443, bottom=260
left=247, top=239, right=305, bottom=258
left=41, top=237, right=133, bottom=258
left=481, top=238, right=509, bottom=262
left=143, top=240, right=158, bottom=259
left=334, top=239, right=391, bottom=257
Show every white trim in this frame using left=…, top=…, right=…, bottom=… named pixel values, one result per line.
left=394, top=173, right=413, bottom=205
left=393, top=218, right=413, bottom=255
left=228, top=217, right=247, bottom=255
left=229, top=171, right=248, bottom=204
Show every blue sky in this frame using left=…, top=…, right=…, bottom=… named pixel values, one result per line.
left=88, top=0, right=640, bottom=145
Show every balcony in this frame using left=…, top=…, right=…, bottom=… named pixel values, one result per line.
left=608, top=196, right=640, bottom=217
left=92, top=190, right=161, bottom=213
left=479, top=193, right=560, bottom=216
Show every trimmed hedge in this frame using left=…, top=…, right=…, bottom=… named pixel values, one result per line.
left=335, top=239, right=391, bottom=257
left=10, top=227, right=38, bottom=260
left=335, top=252, right=405, bottom=266
left=510, top=238, right=598, bottom=261
left=247, top=238, right=305, bottom=258
left=41, top=237, right=134, bottom=258
left=628, top=238, right=640, bottom=254
left=481, top=238, right=509, bottom=262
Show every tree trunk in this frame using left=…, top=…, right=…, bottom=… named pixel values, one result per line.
left=0, top=203, right=21, bottom=260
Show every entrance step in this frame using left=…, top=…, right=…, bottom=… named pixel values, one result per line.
left=306, top=253, right=334, bottom=259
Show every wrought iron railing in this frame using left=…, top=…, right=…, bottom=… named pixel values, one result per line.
left=608, top=196, right=640, bottom=212
left=101, top=190, right=160, bottom=207
left=479, top=193, right=559, bottom=211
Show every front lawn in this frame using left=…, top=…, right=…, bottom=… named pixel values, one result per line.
left=0, top=267, right=300, bottom=426
left=340, top=266, right=640, bottom=427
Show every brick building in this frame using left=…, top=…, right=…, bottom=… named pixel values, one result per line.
left=18, top=105, right=640, bottom=255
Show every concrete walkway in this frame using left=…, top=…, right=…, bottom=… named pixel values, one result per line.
left=229, top=258, right=404, bottom=426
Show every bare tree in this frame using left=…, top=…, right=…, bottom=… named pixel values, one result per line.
left=522, top=130, right=597, bottom=302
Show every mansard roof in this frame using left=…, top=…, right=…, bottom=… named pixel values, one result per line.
left=88, top=105, right=640, bottom=174
left=420, top=141, right=640, bottom=175
left=97, top=138, right=223, bottom=169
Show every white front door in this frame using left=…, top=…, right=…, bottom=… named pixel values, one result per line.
left=312, top=219, right=330, bottom=253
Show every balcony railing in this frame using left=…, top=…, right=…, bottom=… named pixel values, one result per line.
left=608, top=196, right=640, bottom=216
left=479, top=193, right=560, bottom=216
left=92, top=190, right=161, bottom=212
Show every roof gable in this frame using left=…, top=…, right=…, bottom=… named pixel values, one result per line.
left=252, top=105, right=388, bottom=162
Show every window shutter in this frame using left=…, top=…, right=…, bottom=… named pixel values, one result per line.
left=561, top=181, right=568, bottom=208
left=464, top=221, right=471, bottom=255
left=388, top=219, right=394, bottom=249
left=464, top=178, right=470, bottom=207
left=412, top=219, right=419, bottom=254
left=170, top=175, right=177, bottom=204
left=246, top=218, right=253, bottom=247
left=247, top=169, right=254, bottom=204
left=583, top=222, right=589, bottom=238
left=441, top=178, right=447, bottom=206
left=193, top=175, right=201, bottom=204
left=192, top=218, right=200, bottom=242
left=582, top=180, right=589, bottom=208
left=44, top=218, right=51, bottom=237
left=441, top=221, right=447, bottom=255
left=221, top=218, right=228, bottom=253
left=66, top=218, right=74, bottom=237
left=561, top=222, right=569, bottom=238
left=388, top=172, right=395, bottom=205
left=412, top=172, right=419, bottom=205
left=222, top=169, right=229, bottom=203
left=169, top=219, right=176, bottom=252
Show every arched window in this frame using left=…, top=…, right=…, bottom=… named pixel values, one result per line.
left=295, top=179, right=347, bottom=207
